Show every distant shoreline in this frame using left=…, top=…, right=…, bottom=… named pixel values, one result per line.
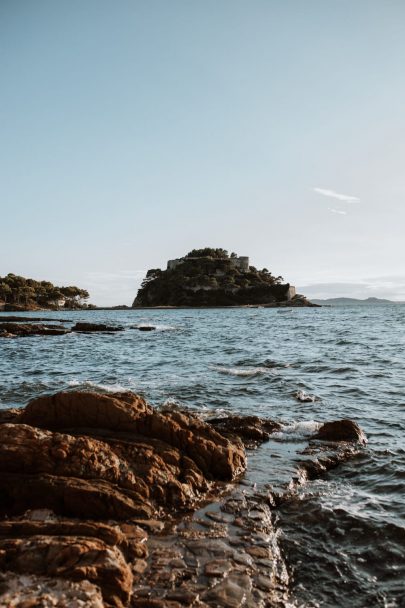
left=0, top=303, right=320, bottom=313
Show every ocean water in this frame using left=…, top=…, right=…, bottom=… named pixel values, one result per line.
left=0, top=305, right=404, bottom=607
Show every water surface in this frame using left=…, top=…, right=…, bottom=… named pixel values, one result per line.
left=0, top=305, right=404, bottom=606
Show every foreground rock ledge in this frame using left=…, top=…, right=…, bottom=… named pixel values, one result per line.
left=0, top=391, right=246, bottom=607
left=0, top=391, right=366, bottom=607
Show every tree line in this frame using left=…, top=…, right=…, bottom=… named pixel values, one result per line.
left=0, top=274, right=90, bottom=308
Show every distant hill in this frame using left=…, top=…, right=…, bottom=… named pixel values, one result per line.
left=310, top=297, right=401, bottom=306
left=133, top=248, right=314, bottom=307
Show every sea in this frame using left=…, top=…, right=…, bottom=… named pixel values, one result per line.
left=0, top=305, right=404, bottom=607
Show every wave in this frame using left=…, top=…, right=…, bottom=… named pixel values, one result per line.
left=134, top=323, right=178, bottom=332
left=246, top=358, right=292, bottom=369
left=67, top=379, right=133, bottom=393
left=272, top=420, right=321, bottom=440
left=210, top=365, right=277, bottom=377
left=293, top=390, right=319, bottom=403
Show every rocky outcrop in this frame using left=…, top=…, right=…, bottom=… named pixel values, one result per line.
left=0, top=391, right=247, bottom=606
left=0, top=391, right=366, bottom=606
left=315, top=419, right=367, bottom=443
left=0, top=316, right=70, bottom=322
left=20, top=391, right=246, bottom=481
left=0, top=321, right=124, bottom=338
left=208, top=415, right=281, bottom=446
left=0, top=572, right=105, bottom=607
left=0, top=322, right=70, bottom=337
left=71, top=322, right=123, bottom=332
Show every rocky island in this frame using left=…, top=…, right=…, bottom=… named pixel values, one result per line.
left=133, top=248, right=314, bottom=308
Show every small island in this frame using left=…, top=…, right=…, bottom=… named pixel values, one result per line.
left=133, top=248, right=314, bottom=307
left=0, top=274, right=91, bottom=311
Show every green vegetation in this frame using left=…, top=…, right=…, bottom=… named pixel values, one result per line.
left=185, top=248, right=229, bottom=259
left=133, top=249, right=292, bottom=307
left=0, top=274, right=90, bottom=310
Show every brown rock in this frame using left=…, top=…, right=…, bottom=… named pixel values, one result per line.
left=0, top=536, right=133, bottom=607
left=0, top=573, right=104, bottom=607
left=0, top=513, right=148, bottom=562
left=21, top=391, right=246, bottom=482
left=0, top=390, right=253, bottom=607
left=0, top=408, right=21, bottom=424
left=315, top=419, right=367, bottom=443
left=20, top=390, right=152, bottom=432
left=0, top=472, right=153, bottom=520
left=208, top=415, right=281, bottom=445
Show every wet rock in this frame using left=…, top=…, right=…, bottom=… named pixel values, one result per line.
left=0, top=573, right=104, bottom=607
left=0, top=389, right=368, bottom=607
left=293, top=390, right=317, bottom=403
left=0, top=316, right=70, bottom=322
left=132, top=519, right=165, bottom=534
left=208, top=415, right=281, bottom=446
left=72, top=322, right=123, bottom=332
left=0, top=322, right=70, bottom=337
left=0, top=391, right=247, bottom=519
left=137, top=325, right=156, bottom=331
left=204, top=559, right=232, bottom=577
left=202, top=572, right=252, bottom=607
left=0, top=536, right=133, bottom=607
left=315, top=419, right=367, bottom=443
left=245, top=546, right=270, bottom=559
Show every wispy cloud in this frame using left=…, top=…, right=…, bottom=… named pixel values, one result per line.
left=313, top=187, right=360, bottom=203
left=328, top=208, right=347, bottom=215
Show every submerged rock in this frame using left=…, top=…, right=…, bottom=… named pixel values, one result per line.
left=208, top=415, right=281, bottom=446
left=0, top=322, right=70, bottom=337
left=72, top=322, right=123, bottom=332
left=293, top=390, right=318, bottom=403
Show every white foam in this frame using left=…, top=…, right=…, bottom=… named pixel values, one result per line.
left=273, top=420, right=321, bottom=440
left=294, top=390, right=318, bottom=402
left=136, top=323, right=177, bottom=331
left=67, top=379, right=131, bottom=393
left=211, top=365, right=277, bottom=377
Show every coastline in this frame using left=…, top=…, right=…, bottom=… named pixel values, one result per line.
left=0, top=389, right=364, bottom=606
left=0, top=302, right=321, bottom=313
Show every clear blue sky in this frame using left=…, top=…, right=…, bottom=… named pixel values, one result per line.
left=1, top=0, right=404, bottom=304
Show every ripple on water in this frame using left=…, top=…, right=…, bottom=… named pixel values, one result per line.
left=0, top=305, right=404, bottom=606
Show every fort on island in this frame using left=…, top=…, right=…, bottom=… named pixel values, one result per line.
left=167, top=255, right=250, bottom=273
left=133, top=248, right=304, bottom=307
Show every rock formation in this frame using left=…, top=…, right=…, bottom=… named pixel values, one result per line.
left=0, top=390, right=365, bottom=606
left=132, top=248, right=314, bottom=307
left=0, top=321, right=123, bottom=338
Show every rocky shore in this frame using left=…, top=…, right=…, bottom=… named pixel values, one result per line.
left=0, top=391, right=366, bottom=607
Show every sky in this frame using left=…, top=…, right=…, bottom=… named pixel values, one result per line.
left=1, top=0, right=405, bottom=305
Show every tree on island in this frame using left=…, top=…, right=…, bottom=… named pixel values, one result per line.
left=185, top=248, right=229, bottom=259
left=0, top=274, right=89, bottom=309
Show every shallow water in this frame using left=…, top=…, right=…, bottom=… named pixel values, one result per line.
left=0, top=305, right=404, bottom=606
